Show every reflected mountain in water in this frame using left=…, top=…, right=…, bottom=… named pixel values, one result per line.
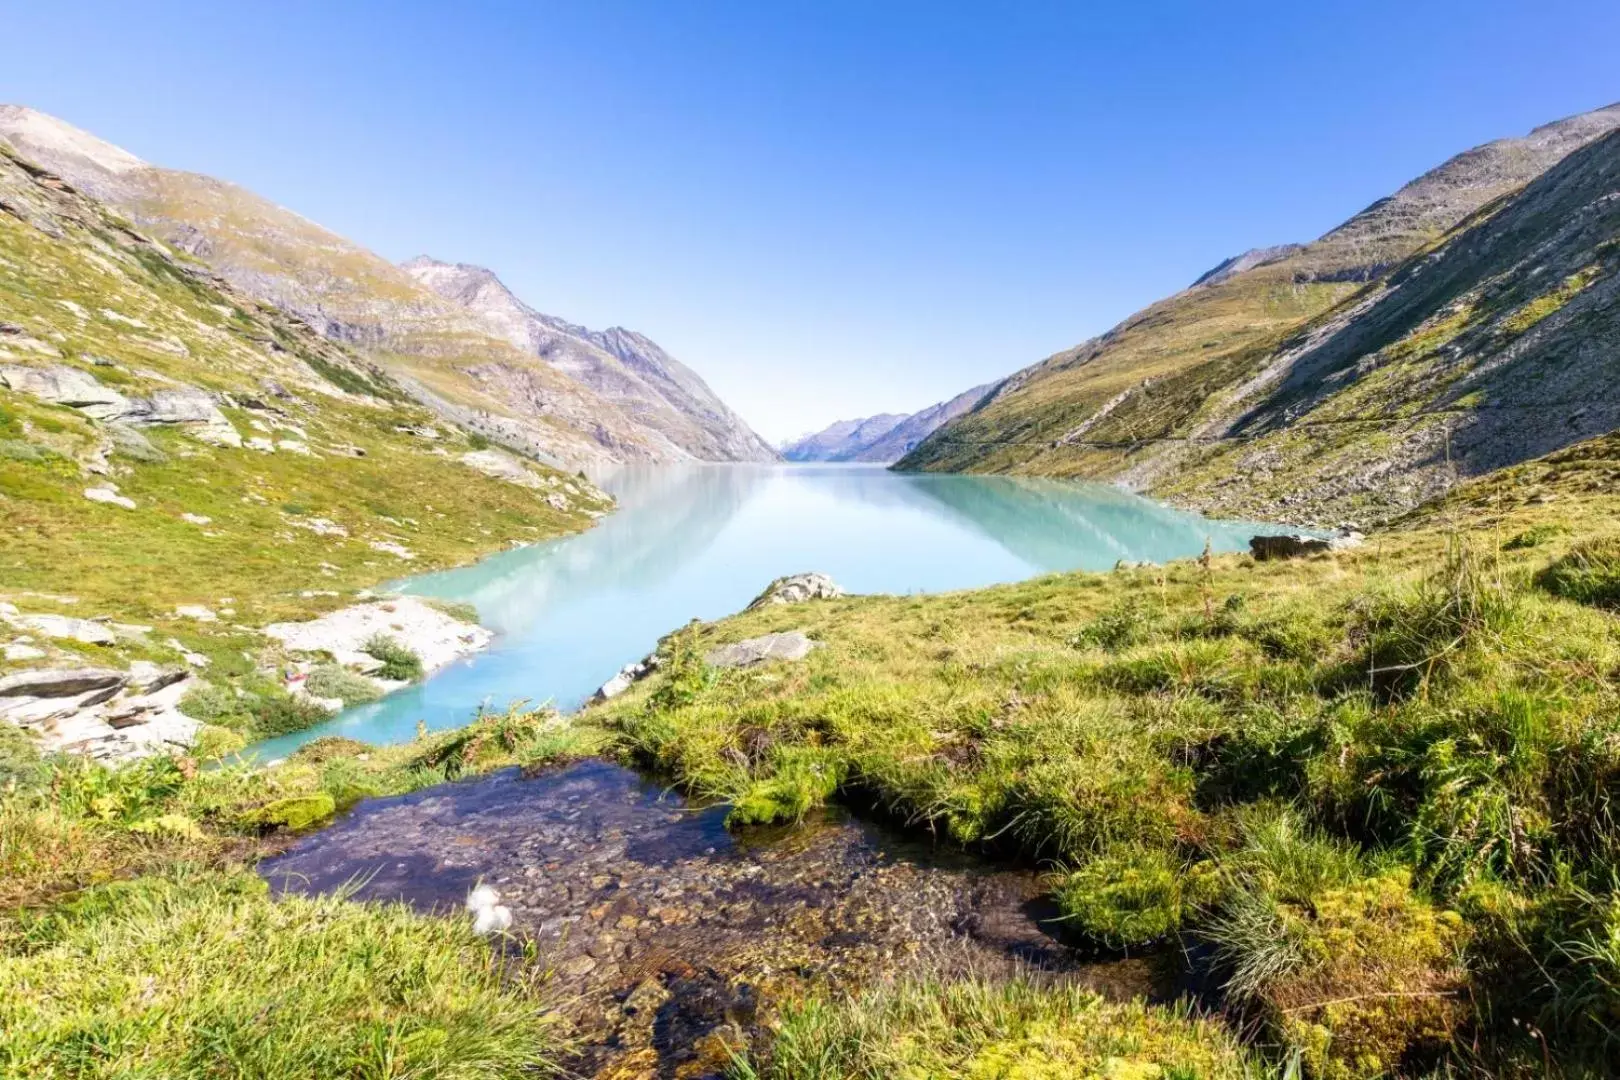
left=254, top=465, right=1296, bottom=758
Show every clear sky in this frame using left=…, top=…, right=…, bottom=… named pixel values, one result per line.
left=4, top=2, right=1617, bottom=441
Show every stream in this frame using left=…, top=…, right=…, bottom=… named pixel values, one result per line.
left=260, top=759, right=1170, bottom=1077
left=256, top=466, right=1282, bottom=1074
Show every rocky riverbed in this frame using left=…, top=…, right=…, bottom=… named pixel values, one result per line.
left=260, top=759, right=1160, bottom=1078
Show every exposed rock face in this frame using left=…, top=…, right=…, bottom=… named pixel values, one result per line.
left=404, top=258, right=777, bottom=464
left=0, top=106, right=763, bottom=469
left=262, top=596, right=491, bottom=677
left=592, top=654, right=660, bottom=703
left=0, top=664, right=200, bottom=761
left=783, top=383, right=998, bottom=463
left=745, top=572, right=844, bottom=610
left=704, top=631, right=816, bottom=668
left=0, top=364, right=242, bottom=446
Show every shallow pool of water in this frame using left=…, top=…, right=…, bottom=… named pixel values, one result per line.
left=254, top=464, right=1291, bottom=758
left=260, top=759, right=1162, bottom=1074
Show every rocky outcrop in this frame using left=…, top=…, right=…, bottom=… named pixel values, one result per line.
left=1, top=662, right=200, bottom=761
left=1249, top=532, right=1365, bottom=561
left=704, top=631, right=817, bottom=668
left=746, top=573, right=844, bottom=611
left=263, top=596, right=491, bottom=678
left=0, top=364, right=242, bottom=447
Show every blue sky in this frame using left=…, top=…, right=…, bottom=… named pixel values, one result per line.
left=4, top=2, right=1617, bottom=441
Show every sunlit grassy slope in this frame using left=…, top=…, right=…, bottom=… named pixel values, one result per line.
left=596, top=429, right=1620, bottom=1077
left=0, top=143, right=608, bottom=676
left=902, top=107, right=1620, bottom=528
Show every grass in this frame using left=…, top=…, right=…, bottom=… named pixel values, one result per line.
left=0, top=868, right=562, bottom=1080
left=363, top=634, right=425, bottom=682
left=731, top=973, right=1261, bottom=1080
left=589, top=448, right=1620, bottom=1076
left=0, top=141, right=611, bottom=745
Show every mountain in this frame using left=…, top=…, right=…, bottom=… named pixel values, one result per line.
left=0, top=133, right=608, bottom=661
left=0, top=106, right=763, bottom=467
left=783, top=383, right=997, bottom=463
left=900, top=103, right=1620, bottom=524
left=401, top=258, right=776, bottom=462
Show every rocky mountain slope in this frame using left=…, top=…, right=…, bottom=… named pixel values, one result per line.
left=0, top=106, right=763, bottom=467
left=402, top=257, right=776, bottom=462
left=900, top=103, right=1620, bottom=523
left=0, top=137, right=609, bottom=757
left=783, top=383, right=998, bottom=462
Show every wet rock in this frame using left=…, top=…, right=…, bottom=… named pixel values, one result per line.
left=705, top=631, right=816, bottom=668
left=745, top=571, right=844, bottom=611
left=259, top=760, right=1138, bottom=1075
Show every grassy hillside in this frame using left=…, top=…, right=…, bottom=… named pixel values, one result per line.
left=589, top=429, right=1620, bottom=1077
left=0, top=106, right=689, bottom=468
left=6, top=430, right=1620, bottom=1075
left=0, top=142, right=607, bottom=690
left=901, top=105, right=1620, bottom=527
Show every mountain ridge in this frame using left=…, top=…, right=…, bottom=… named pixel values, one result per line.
left=0, top=105, right=766, bottom=467
left=900, top=101, right=1620, bottom=523
left=400, top=257, right=777, bottom=462
left=784, top=382, right=999, bottom=463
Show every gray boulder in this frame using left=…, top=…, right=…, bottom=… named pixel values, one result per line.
left=746, top=572, right=844, bottom=611
left=705, top=631, right=817, bottom=669
left=1249, top=531, right=1366, bottom=561
left=0, top=363, right=128, bottom=419
left=0, top=667, right=126, bottom=698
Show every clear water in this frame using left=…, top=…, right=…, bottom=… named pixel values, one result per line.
left=252, top=464, right=1294, bottom=759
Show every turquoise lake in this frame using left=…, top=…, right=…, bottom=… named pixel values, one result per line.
left=253, top=465, right=1292, bottom=759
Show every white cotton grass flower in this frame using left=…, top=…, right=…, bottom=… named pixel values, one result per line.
left=472, top=904, right=513, bottom=936
left=466, top=883, right=512, bottom=936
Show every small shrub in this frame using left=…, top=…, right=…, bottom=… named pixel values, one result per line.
left=1535, top=538, right=1620, bottom=610
left=466, top=432, right=491, bottom=451
left=303, top=664, right=382, bottom=706
left=362, top=634, right=423, bottom=681
left=191, top=725, right=246, bottom=762
left=177, top=682, right=241, bottom=724
left=1503, top=522, right=1569, bottom=550
left=1069, top=595, right=1156, bottom=651
left=0, top=723, right=48, bottom=794
left=0, top=439, right=51, bottom=463
left=247, top=689, right=335, bottom=738
left=290, top=736, right=371, bottom=764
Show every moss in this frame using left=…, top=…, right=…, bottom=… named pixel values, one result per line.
left=243, top=793, right=336, bottom=831
left=1052, top=846, right=1218, bottom=950
left=736, top=974, right=1258, bottom=1079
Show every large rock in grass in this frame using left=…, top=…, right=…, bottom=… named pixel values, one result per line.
left=705, top=631, right=816, bottom=669
left=1249, top=532, right=1364, bottom=561
left=745, top=572, right=844, bottom=611
left=0, top=667, right=126, bottom=698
